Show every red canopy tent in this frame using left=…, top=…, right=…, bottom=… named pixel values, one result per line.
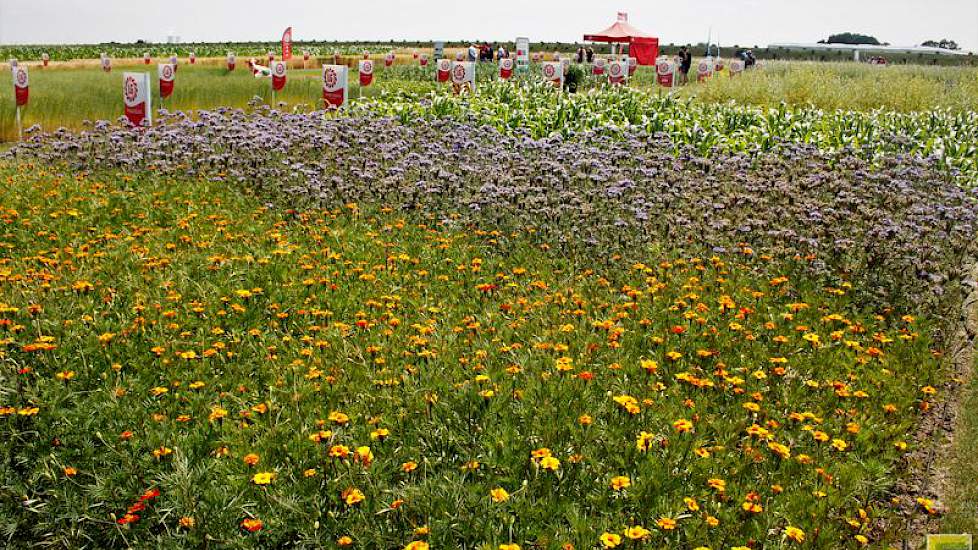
left=583, top=12, right=659, bottom=65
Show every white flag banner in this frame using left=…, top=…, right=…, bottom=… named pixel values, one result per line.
left=608, top=60, right=628, bottom=85
left=542, top=61, right=563, bottom=88
left=450, top=61, right=476, bottom=92
left=656, top=59, right=677, bottom=87
left=322, top=64, right=348, bottom=108
left=123, top=72, right=151, bottom=127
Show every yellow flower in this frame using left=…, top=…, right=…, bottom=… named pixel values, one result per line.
left=208, top=406, right=228, bottom=422
left=252, top=472, right=275, bottom=485
left=539, top=456, right=560, bottom=471
left=623, top=525, right=650, bottom=540
left=636, top=431, right=655, bottom=452
left=609, top=476, right=631, bottom=490
left=490, top=487, right=510, bottom=502
left=656, top=517, right=677, bottom=530
left=640, top=359, right=658, bottom=374
left=768, top=441, right=791, bottom=459
left=243, top=453, right=260, bottom=466
left=403, top=542, right=429, bottom=550
left=599, top=532, right=622, bottom=548
left=402, top=461, right=418, bottom=472
left=499, top=544, right=521, bottom=550
left=354, top=446, right=374, bottom=467
left=785, top=526, right=805, bottom=543
left=684, top=497, right=700, bottom=511
left=337, top=536, right=353, bottom=546
left=673, top=418, right=693, bottom=433
left=707, top=478, right=726, bottom=492
left=342, top=487, right=365, bottom=506
left=328, top=411, right=350, bottom=424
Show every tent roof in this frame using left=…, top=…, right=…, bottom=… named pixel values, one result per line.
left=584, top=19, right=656, bottom=43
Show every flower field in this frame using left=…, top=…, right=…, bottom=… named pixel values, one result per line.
left=1, top=59, right=977, bottom=549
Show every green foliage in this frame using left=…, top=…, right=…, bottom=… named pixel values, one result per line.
left=824, top=33, right=882, bottom=46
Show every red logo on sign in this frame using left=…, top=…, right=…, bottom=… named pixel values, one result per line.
left=544, top=64, right=556, bottom=78
left=324, top=69, right=338, bottom=89
left=15, top=69, right=27, bottom=87
left=162, top=65, right=173, bottom=80
left=452, top=64, right=467, bottom=81
left=124, top=76, right=139, bottom=103
left=610, top=64, right=621, bottom=76
left=275, top=63, right=286, bottom=76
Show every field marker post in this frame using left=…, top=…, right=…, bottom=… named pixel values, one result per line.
left=15, top=105, right=22, bottom=141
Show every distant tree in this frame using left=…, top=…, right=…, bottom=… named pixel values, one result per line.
left=825, top=32, right=882, bottom=45
left=921, top=39, right=960, bottom=50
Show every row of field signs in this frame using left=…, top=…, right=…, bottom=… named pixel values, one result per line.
left=9, top=55, right=747, bottom=133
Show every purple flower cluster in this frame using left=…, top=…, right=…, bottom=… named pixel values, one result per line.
left=8, top=108, right=977, bottom=314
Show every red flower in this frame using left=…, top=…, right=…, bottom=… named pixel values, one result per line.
left=140, top=488, right=160, bottom=501
left=117, top=513, right=140, bottom=525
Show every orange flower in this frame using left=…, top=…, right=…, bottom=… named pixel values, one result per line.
left=241, top=518, right=263, bottom=532
left=342, top=487, right=365, bottom=506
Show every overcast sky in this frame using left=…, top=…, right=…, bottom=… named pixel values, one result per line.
left=1, top=0, right=976, bottom=51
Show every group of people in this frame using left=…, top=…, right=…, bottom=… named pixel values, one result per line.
left=736, top=49, right=758, bottom=68
left=467, top=43, right=509, bottom=62
left=574, top=47, right=596, bottom=63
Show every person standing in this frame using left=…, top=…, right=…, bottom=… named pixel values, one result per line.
left=679, top=46, right=692, bottom=84
left=468, top=44, right=478, bottom=62
left=586, top=47, right=594, bottom=63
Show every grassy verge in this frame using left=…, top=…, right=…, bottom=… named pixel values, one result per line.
left=941, top=357, right=978, bottom=536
